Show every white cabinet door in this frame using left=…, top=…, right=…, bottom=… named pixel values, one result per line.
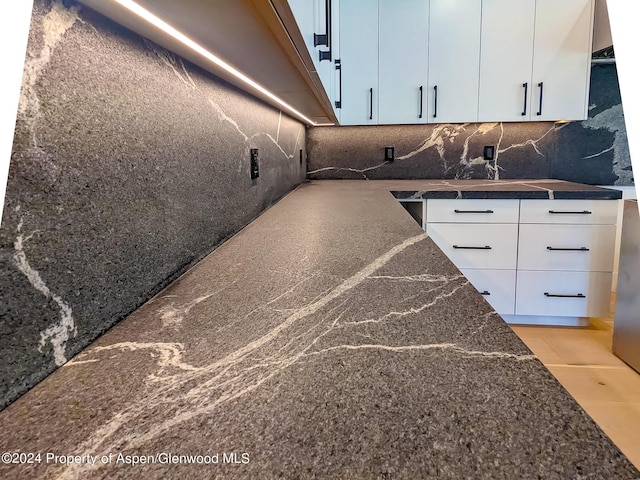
left=427, top=0, right=481, bottom=123
left=460, top=269, right=516, bottom=315
left=519, top=200, right=618, bottom=225
left=531, top=0, right=594, bottom=121
left=378, top=0, right=429, bottom=125
left=426, top=199, right=520, bottom=224
left=478, top=0, right=536, bottom=122
left=338, top=0, right=378, bottom=125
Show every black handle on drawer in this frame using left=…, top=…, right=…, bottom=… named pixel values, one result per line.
left=433, top=85, right=438, bottom=118
left=548, top=210, right=592, bottom=215
left=452, top=245, right=492, bottom=250
left=522, top=82, right=528, bottom=116
left=537, top=81, right=543, bottom=116
left=334, top=59, right=341, bottom=108
left=480, top=290, right=490, bottom=296
left=369, top=87, right=373, bottom=120
left=314, top=0, right=332, bottom=62
left=419, top=86, right=423, bottom=119
left=546, top=246, right=590, bottom=251
left=454, top=209, right=494, bottom=214
left=544, top=292, right=586, bottom=298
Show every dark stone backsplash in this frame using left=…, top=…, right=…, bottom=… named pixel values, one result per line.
left=308, top=65, right=631, bottom=185
left=0, top=0, right=305, bottom=409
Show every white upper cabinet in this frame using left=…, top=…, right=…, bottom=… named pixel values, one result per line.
left=427, top=0, right=482, bottom=123
left=532, top=0, right=594, bottom=121
left=378, top=0, right=429, bottom=124
left=479, top=0, right=593, bottom=122
left=338, top=0, right=378, bottom=125
left=478, top=0, right=536, bottom=122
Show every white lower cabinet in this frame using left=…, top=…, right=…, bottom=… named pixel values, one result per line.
left=424, top=198, right=618, bottom=325
left=515, top=270, right=612, bottom=317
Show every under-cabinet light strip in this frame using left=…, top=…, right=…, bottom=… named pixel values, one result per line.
left=112, top=0, right=319, bottom=126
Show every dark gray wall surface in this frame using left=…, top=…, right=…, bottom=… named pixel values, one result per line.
left=0, top=0, right=306, bottom=410
left=308, top=65, right=632, bottom=185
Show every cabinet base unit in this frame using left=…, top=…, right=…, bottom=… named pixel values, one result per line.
left=501, top=315, right=590, bottom=327
left=515, top=270, right=612, bottom=317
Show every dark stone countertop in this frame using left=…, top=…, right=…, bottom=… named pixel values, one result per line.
left=386, top=178, right=623, bottom=199
left=0, top=180, right=636, bottom=479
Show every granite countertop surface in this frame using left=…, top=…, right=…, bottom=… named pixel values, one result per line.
left=0, top=180, right=636, bottom=479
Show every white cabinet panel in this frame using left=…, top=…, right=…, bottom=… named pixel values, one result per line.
left=426, top=199, right=520, bottom=224
left=338, top=0, right=378, bottom=125
left=378, top=0, right=428, bottom=125
left=478, top=0, right=536, bottom=122
left=427, top=0, right=481, bottom=123
left=515, top=270, right=612, bottom=317
left=426, top=223, right=518, bottom=270
left=518, top=224, right=616, bottom=272
left=520, top=200, right=619, bottom=225
left=531, top=0, right=594, bottom=121
left=460, top=269, right=516, bottom=314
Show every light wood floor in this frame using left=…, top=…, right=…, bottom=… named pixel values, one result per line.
left=511, top=311, right=640, bottom=470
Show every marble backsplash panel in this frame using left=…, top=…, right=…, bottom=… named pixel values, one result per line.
left=308, top=64, right=631, bottom=186
left=0, top=0, right=306, bottom=409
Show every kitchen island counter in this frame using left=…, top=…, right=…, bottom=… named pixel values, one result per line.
left=0, top=180, right=636, bottom=479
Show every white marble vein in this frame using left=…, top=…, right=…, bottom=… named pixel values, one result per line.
left=159, top=294, right=215, bottom=329
left=19, top=1, right=81, bottom=148
left=582, top=104, right=631, bottom=185
left=13, top=218, right=77, bottom=366
left=145, top=40, right=196, bottom=90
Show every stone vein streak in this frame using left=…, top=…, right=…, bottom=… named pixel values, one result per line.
left=13, top=219, right=77, bottom=366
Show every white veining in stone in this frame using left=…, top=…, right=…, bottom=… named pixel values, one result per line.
left=19, top=0, right=81, bottom=147
left=13, top=218, right=77, bottom=366
left=145, top=40, right=196, bottom=90
left=582, top=104, right=631, bottom=185
left=159, top=294, right=215, bottom=329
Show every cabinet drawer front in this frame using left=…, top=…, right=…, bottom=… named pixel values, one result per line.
left=518, top=224, right=616, bottom=272
left=519, top=199, right=618, bottom=224
left=426, top=223, right=518, bottom=269
left=515, top=270, right=612, bottom=317
left=459, top=269, right=516, bottom=314
left=426, top=199, right=520, bottom=223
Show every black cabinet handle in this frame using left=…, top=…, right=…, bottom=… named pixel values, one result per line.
left=480, top=290, right=490, bottom=296
left=454, top=209, right=494, bottom=214
left=369, top=87, right=373, bottom=120
left=314, top=0, right=332, bottom=61
left=419, top=86, right=423, bottom=119
left=522, top=82, right=528, bottom=116
left=334, top=59, right=341, bottom=108
left=433, top=85, right=438, bottom=118
left=544, top=292, right=586, bottom=298
left=537, top=81, right=543, bottom=116
left=548, top=210, right=592, bottom=215
left=546, top=246, right=590, bottom=251
left=452, top=245, right=492, bottom=250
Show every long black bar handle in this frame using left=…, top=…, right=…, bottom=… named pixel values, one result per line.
left=548, top=210, right=592, bottom=215
left=546, top=246, right=590, bottom=251
left=314, top=0, right=330, bottom=46
left=537, top=81, right=544, bottom=116
left=419, top=86, right=423, bottom=119
left=334, top=59, right=341, bottom=109
left=452, top=245, right=492, bottom=250
left=433, top=85, right=438, bottom=118
left=369, top=87, right=373, bottom=120
left=454, top=209, right=494, bottom=214
left=521, top=82, right=528, bottom=116
left=544, top=292, right=586, bottom=298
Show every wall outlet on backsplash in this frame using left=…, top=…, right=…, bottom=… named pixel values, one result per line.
left=250, top=148, right=259, bottom=179
left=483, top=146, right=495, bottom=160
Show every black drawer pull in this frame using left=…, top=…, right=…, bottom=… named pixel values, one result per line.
left=544, top=292, right=586, bottom=298
left=480, top=290, right=490, bottom=296
left=546, top=247, right=590, bottom=251
left=521, top=82, right=528, bottom=116
left=548, top=210, right=592, bottom=215
left=452, top=245, right=492, bottom=250
left=454, top=209, right=494, bottom=214
left=537, top=81, right=544, bottom=116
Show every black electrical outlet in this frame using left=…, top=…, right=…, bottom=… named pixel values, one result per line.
left=250, top=148, right=259, bottom=179
left=483, top=145, right=495, bottom=160
left=384, top=146, right=395, bottom=162
left=299, top=149, right=303, bottom=165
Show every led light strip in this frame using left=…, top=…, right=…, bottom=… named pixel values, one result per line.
left=113, top=0, right=321, bottom=126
